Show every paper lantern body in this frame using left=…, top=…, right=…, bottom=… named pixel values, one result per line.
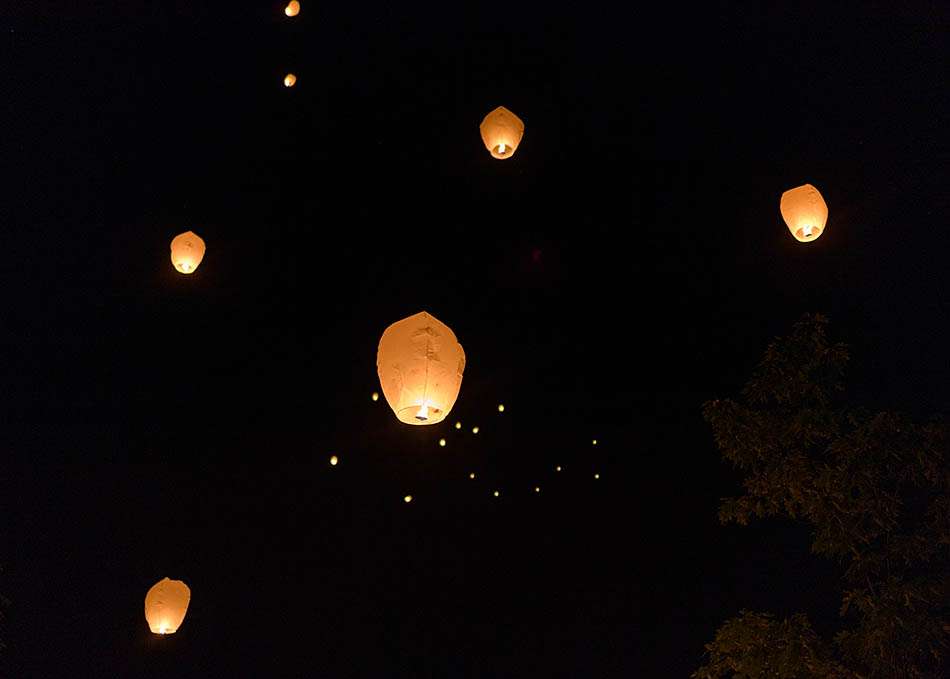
left=170, top=231, right=205, bottom=274
left=479, top=106, right=525, bottom=159
left=144, top=577, right=191, bottom=634
left=780, top=184, right=828, bottom=242
left=377, top=311, right=466, bottom=425
left=284, top=73, right=297, bottom=87
left=285, top=1, right=300, bottom=16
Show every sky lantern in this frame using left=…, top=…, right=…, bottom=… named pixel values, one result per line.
left=455, top=421, right=462, bottom=429
left=439, top=438, right=446, bottom=447
left=479, top=106, right=524, bottom=159
left=371, top=392, right=379, bottom=402
left=472, top=426, right=479, bottom=434
left=144, top=577, right=190, bottom=635
left=404, top=495, right=413, bottom=503
left=284, top=1, right=300, bottom=16
left=780, top=183, right=828, bottom=242
left=493, top=490, right=500, bottom=497
left=284, top=73, right=297, bottom=87
left=376, top=311, right=465, bottom=425
left=169, top=231, right=205, bottom=274
left=329, top=455, right=339, bottom=466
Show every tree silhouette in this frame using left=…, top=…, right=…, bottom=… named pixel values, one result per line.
left=694, top=315, right=949, bottom=678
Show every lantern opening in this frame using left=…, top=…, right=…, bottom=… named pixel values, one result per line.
left=416, top=403, right=429, bottom=421
left=497, top=143, right=506, bottom=155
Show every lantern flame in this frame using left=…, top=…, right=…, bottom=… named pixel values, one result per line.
left=416, top=402, right=429, bottom=421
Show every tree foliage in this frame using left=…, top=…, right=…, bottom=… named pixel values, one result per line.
left=694, top=315, right=949, bottom=678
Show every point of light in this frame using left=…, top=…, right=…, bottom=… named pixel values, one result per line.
left=439, top=438, right=446, bottom=447
left=594, top=473, right=600, bottom=479
left=284, top=1, right=300, bottom=17
left=284, top=73, right=296, bottom=87
left=493, top=490, right=500, bottom=497
left=592, top=439, right=598, bottom=446
left=556, top=465, right=562, bottom=472
left=472, top=426, right=479, bottom=434
left=329, top=455, right=338, bottom=466
left=534, top=486, right=540, bottom=493
left=497, top=404, right=505, bottom=413
left=455, top=421, right=462, bottom=429
left=469, top=472, right=475, bottom=479
left=404, top=495, right=413, bottom=503
left=371, top=392, right=379, bottom=402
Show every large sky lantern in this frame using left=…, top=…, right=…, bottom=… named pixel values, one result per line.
left=283, top=73, right=297, bottom=87
left=144, top=577, right=191, bottom=635
left=284, top=1, right=300, bottom=17
left=479, top=106, right=524, bottom=159
left=169, top=231, right=205, bottom=274
left=780, top=183, right=828, bottom=243
left=376, top=311, right=466, bottom=425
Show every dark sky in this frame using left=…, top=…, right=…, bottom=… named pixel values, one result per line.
left=3, top=1, right=948, bottom=676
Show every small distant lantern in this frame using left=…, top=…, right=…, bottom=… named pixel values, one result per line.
left=556, top=466, right=562, bottom=472
left=592, top=439, right=598, bottom=446
left=329, top=455, right=339, bottom=466
left=404, top=495, right=413, bottom=503
left=493, top=490, right=500, bottom=497
left=534, top=486, right=540, bottom=493
left=469, top=472, right=476, bottom=479
left=439, top=438, right=446, bottom=447
left=144, top=577, right=190, bottom=635
left=594, top=473, right=600, bottom=480
left=472, top=426, right=479, bottom=434
left=170, top=231, right=205, bottom=275
left=371, top=392, right=379, bottom=402
left=284, top=1, right=300, bottom=16
left=455, top=422, right=462, bottom=430
left=480, top=106, right=524, bottom=159
left=497, top=404, right=505, bottom=413
left=284, top=73, right=297, bottom=87
left=376, top=311, right=466, bottom=426
left=780, top=184, right=828, bottom=242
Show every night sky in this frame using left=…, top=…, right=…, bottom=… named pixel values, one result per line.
left=3, top=2, right=949, bottom=676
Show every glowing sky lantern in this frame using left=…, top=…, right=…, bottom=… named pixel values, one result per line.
left=371, top=392, right=379, bottom=402
left=480, top=106, right=525, bottom=159
left=169, top=231, right=205, bottom=274
left=284, top=1, right=300, bottom=16
left=780, top=183, right=828, bottom=242
left=376, top=311, right=465, bottom=425
left=455, top=422, right=462, bottom=429
left=493, top=490, right=500, bottom=497
left=497, top=404, right=505, bottom=413
left=284, top=73, right=297, bottom=87
left=469, top=472, right=476, bottom=479
left=439, top=438, right=446, bottom=447
left=404, top=495, right=413, bottom=503
left=329, top=455, right=339, bottom=466
left=472, top=426, right=479, bottom=434
left=144, top=577, right=190, bottom=635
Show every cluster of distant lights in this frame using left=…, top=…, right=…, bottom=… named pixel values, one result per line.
left=325, top=394, right=602, bottom=503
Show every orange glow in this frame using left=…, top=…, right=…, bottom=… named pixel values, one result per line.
left=479, top=106, right=525, bottom=160
left=780, top=184, right=828, bottom=242
left=144, top=577, right=190, bottom=635
left=329, top=455, right=338, bottom=466
left=376, top=311, right=465, bottom=426
left=169, top=231, right=205, bottom=274
left=404, top=495, right=413, bottom=503
left=284, top=73, right=297, bottom=87
left=371, top=392, right=379, bottom=401
left=284, top=1, right=300, bottom=16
